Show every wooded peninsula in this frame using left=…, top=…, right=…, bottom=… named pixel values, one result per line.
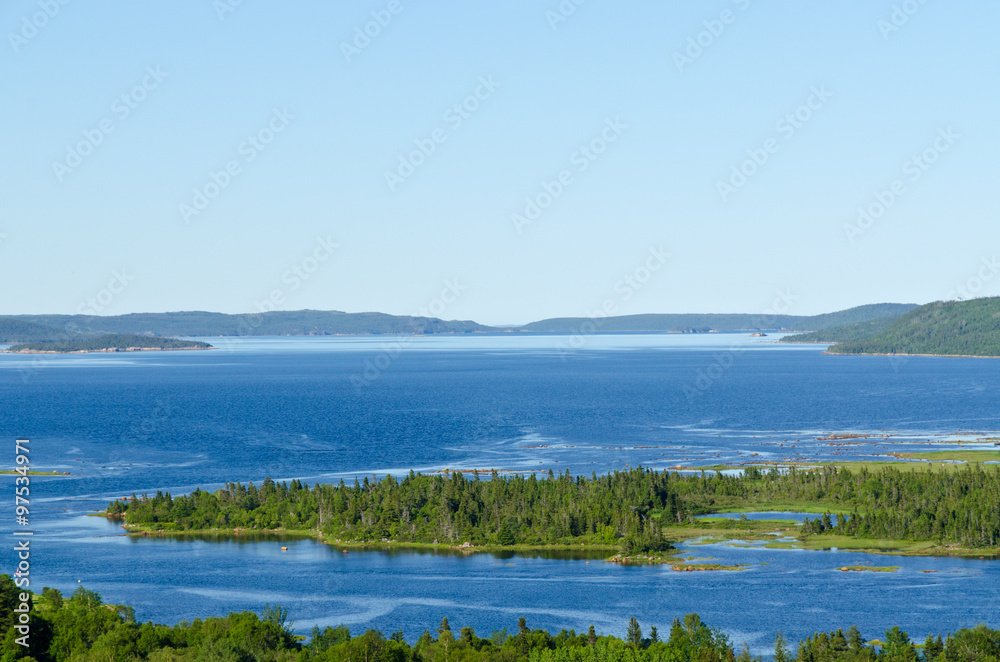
left=783, top=298, right=1000, bottom=357
left=106, top=464, right=1000, bottom=556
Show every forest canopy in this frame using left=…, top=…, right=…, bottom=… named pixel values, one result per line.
left=4, top=576, right=997, bottom=662
left=108, top=464, right=1000, bottom=551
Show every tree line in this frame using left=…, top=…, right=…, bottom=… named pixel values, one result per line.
left=4, top=577, right=1000, bottom=661
left=108, top=464, right=1000, bottom=551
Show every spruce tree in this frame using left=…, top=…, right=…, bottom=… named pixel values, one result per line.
left=627, top=617, right=642, bottom=650
left=773, top=632, right=790, bottom=662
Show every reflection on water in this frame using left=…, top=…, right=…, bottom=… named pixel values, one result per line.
left=30, top=514, right=1000, bottom=658
left=331, top=546, right=610, bottom=562
left=696, top=511, right=813, bottom=524
left=127, top=531, right=611, bottom=561
left=127, top=531, right=317, bottom=545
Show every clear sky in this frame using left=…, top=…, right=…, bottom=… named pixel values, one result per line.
left=2, top=1, right=997, bottom=325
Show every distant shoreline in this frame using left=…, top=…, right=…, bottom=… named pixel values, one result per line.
left=2, top=346, right=215, bottom=355
left=822, top=350, right=1000, bottom=359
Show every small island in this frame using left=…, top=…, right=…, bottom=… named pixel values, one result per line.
left=104, top=463, right=1000, bottom=562
left=3, top=333, right=213, bottom=354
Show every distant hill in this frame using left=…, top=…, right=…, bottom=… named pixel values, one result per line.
left=827, top=298, right=1000, bottom=356
left=0, top=318, right=76, bottom=344
left=781, top=314, right=914, bottom=344
left=9, top=310, right=493, bottom=338
left=518, top=313, right=783, bottom=333
left=4, top=305, right=919, bottom=339
left=519, top=303, right=917, bottom=334
left=5, top=334, right=212, bottom=354
left=788, top=303, right=918, bottom=332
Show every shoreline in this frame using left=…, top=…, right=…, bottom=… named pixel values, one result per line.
left=682, top=456, right=1000, bottom=474
left=107, top=519, right=1000, bottom=561
left=2, top=346, right=215, bottom=354
left=117, top=523, right=616, bottom=553
left=113, top=523, right=672, bottom=562
left=823, top=350, right=1000, bottom=359
left=0, top=469, right=71, bottom=476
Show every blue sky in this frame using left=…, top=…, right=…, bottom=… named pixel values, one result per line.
left=1, top=1, right=997, bottom=325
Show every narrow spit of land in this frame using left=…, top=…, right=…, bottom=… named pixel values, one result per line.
left=3, top=333, right=213, bottom=353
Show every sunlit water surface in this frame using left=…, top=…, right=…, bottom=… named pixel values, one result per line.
left=3, top=334, right=1000, bottom=654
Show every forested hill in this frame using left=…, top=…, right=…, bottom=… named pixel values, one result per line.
left=789, top=303, right=917, bottom=332
left=827, top=298, right=1000, bottom=356
left=7, top=310, right=492, bottom=338
left=519, top=303, right=916, bottom=333
left=780, top=315, right=904, bottom=344
left=3, top=303, right=917, bottom=340
left=0, top=317, right=73, bottom=343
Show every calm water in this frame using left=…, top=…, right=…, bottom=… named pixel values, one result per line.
left=696, top=512, right=811, bottom=523
left=3, top=334, right=1000, bottom=654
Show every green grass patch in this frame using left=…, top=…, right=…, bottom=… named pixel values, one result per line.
left=761, top=535, right=967, bottom=556
left=701, top=460, right=1000, bottom=474
left=662, top=522, right=795, bottom=545
left=0, top=470, right=71, bottom=476
left=894, top=450, right=1000, bottom=463
left=608, top=552, right=683, bottom=565
left=670, top=563, right=749, bottom=572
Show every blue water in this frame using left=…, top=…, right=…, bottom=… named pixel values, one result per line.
left=696, top=512, right=812, bottom=524
left=3, top=334, right=1000, bottom=654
